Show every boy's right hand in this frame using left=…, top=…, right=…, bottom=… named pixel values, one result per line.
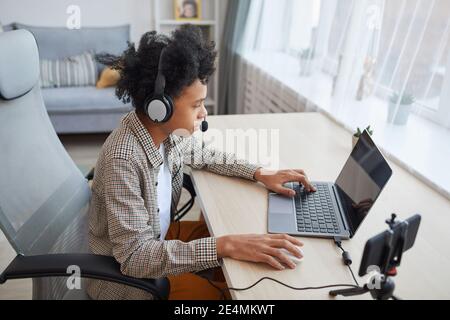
left=216, top=234, right=304, bottom=270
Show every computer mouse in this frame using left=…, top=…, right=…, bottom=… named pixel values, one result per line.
left=279, top=246, right=304, bottom=265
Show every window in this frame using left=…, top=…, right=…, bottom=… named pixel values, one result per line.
left=242, top=0, right=450, bottom=199
left=287, top=0, right=321, bottom=54
left=373, top=0, right=450, bottom=123
left=245, top=0, right=450, bottom=128
left=324, top=0, right=354, bottom=75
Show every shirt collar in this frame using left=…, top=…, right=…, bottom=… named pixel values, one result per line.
left=123, top=111, right=178, bottom=168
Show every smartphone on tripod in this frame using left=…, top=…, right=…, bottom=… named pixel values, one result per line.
left=359, top=214, right=421, bottom=277
left=330, top=214, right=421, bottom=300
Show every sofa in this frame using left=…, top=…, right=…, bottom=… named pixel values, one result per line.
left=3, top=23, right=133, bottom=134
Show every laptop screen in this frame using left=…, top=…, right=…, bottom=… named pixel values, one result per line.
left=335, top=130, right=392, bottom=236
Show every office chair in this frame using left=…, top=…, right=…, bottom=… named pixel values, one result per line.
left=0, top=30, right=170, bottom=300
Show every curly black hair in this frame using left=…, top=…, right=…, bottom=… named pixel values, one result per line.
left=97, top=24, right=217, bottom=113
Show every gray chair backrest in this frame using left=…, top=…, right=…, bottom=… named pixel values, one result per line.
left=0, top=30, right=91, bottom=299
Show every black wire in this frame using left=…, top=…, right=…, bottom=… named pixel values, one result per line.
left=175, top=198, right=194, bottom=221
left=334, top=240, right=360, bottom=287
left=172, top=142, right=195, bottom=222
left=206, top=277, right=358, bottom=300
left=205, top=278, right=228, bottom=300
left=204, top=242, right=406, bottom=300
left=346, top=264, right=360, bottom=287
left=202, top=241, right=361, bottom=299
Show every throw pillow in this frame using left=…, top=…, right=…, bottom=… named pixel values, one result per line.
left=39, top=52, right=98, bottom=88
left=96, top=67, right=120, bottom=89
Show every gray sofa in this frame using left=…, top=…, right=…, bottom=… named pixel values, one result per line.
left=4, top=23, right=133, bottom=134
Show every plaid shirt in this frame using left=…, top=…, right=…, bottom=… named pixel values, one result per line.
left=86, top=111, right=259, bottom=300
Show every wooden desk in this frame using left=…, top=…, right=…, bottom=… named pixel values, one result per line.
left=190, top=113, right=450, bottom=300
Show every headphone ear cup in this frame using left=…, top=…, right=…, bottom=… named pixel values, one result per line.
left=146, top=97, right=169, bottom=123
left=163, top=94, right=174, bottom=121
left=145, top=94, right=173, bottom=123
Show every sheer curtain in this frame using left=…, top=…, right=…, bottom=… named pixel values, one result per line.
left=241, top=0, right=450, bottom=125
left=237, top=0, right=450, bottom=197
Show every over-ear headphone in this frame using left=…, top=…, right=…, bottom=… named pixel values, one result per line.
left=144, top=47, right=173, bottom=123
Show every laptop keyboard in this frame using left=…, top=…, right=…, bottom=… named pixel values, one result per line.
left=293, top=183, right=341, bottom=234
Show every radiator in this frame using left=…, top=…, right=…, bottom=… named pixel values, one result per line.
left=242, top=58, right=310, bottom=115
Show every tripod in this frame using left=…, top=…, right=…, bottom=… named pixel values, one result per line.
left=329, top=269, right=399, bottom=300
left=330, top=214, right=417, bottom=300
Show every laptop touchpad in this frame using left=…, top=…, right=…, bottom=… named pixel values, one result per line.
left=269, top=194, right=295, bottom=214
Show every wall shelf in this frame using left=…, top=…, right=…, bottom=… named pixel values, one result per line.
left=154, top=0, right=220, bottom=115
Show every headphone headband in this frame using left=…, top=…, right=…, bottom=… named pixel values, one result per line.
left=154, top=47, right=166, bottom=96
left=144, top=46, right=173, bottom=123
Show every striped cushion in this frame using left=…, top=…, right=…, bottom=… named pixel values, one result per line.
left=39, top=52, right=98, bottom=88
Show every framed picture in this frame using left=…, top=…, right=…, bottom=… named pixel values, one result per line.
left=174, top=0, right=202, bottom=21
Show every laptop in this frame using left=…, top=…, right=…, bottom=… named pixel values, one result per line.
left=268, top=130, right=392, bottom=239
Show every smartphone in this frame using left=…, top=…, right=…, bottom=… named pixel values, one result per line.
left=358, top=214, right=421, bottom=277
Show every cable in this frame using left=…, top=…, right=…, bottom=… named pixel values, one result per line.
left=202, top=239, right=361, bottom=300
left=202, top=239, right=362, bottom=299
left=333, top=239, right=403, bottom=300
left=206, top=277, right=358, bottom=300
left=334, top=238, right=360, bottom=287
left=204, top=238, right=408, bottom=300
left=346, top=264, right=360, bottom=287
left=205, top=278, right=228, bottom=300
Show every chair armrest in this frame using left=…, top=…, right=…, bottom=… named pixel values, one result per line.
left=0, top=254, right=170, bottom=300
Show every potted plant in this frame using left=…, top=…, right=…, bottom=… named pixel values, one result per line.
left=298, top=48, right=315, bottom=77
left=353, top=126, right=373, bottom=149
left=387, top=92, right=416, bottom=125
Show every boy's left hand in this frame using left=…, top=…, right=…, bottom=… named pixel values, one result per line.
left=254, top=168, right=317, bottom=197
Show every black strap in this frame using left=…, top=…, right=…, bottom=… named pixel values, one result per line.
left=154, top=47, right=167, bottom=96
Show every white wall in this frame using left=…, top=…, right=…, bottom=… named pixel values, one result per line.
left=0, top=0, right=228, bottom=46
left=0, top=0, right=153, bottom=44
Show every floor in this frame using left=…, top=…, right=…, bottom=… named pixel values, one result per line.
left=0, top=133, right=201, bottom=300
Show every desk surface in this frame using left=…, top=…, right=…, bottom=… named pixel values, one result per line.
left=190, top=113, right=450, bottom=300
